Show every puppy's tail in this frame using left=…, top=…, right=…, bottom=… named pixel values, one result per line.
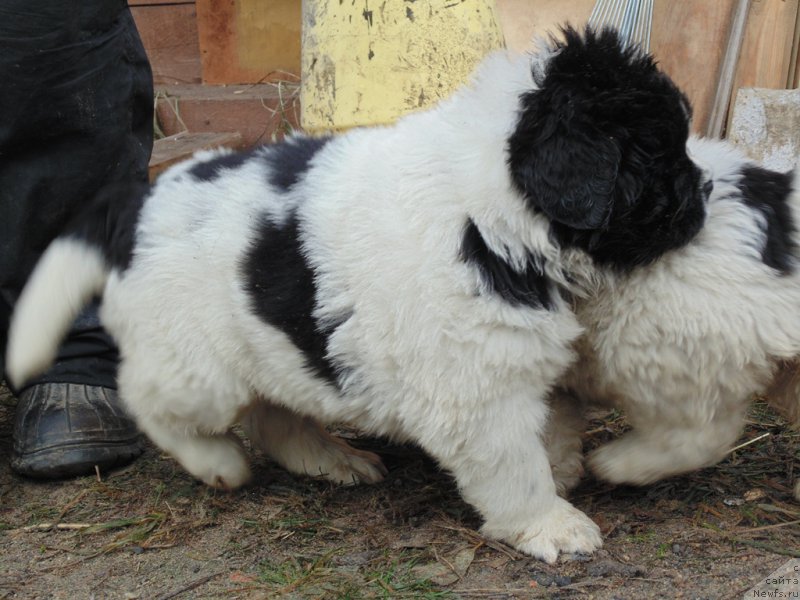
left=6, top=239, right=108, bottom=387
left=5, top=182, right=147, bottom=389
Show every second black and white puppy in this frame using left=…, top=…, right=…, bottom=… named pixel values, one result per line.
left=550, top=136, right=800, bottom=494
left=6, top=28, right=708, bottom=562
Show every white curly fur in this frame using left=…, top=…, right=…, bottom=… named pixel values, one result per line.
left=550, top=137, right=800, bottom=492
left=7, top=40, right=704, bottom=562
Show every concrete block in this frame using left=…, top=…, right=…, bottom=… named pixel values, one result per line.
left=728, top=87, right=800, bottom=172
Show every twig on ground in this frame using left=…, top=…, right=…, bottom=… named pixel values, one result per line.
left=156, top=570, right=227, bottom=600
left=54, top=489, right=90, bottom=526
left=433, top=523, right=522, bottom=560
left=728, top=432, right=771, bottom=454
left=758, top=503, right=800, bottom=517
left=702, top=522, right=800, bottom=558
left=456, top=590, right=540, bottom=597
left=373, top=577, right=397, bottom=595
left=14, top=523, right=92, bottom=533
left=738, top=519, right=800, bottom=534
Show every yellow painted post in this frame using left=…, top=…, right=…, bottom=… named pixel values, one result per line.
left=300, top=0, right=506, bottom=131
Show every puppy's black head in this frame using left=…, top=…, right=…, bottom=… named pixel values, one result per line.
left=508, top=26, right=708, bottom=270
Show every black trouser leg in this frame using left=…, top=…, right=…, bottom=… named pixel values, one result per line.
left=0, top=1, right=153, bottom=388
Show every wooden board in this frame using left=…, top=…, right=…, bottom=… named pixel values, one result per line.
left=650, top=0, right=738, bottom=135
left=792, top=0, right=800, bottom=87
left=496, top=1, right=737, bottom=134
left=723, top=0, right=800, bottom=134
left=732, top=0, right=799, bottom=90
left=196, top=0, right=301, bottom=84
left=154, top=83, right=300, bottom=147
left=149, top=131, right=243, bottom=180
left=130, top=3, right=202, bottom=85
left=495, top=0, right=596, bottom=53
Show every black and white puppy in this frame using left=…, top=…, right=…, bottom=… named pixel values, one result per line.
left=6, top=28, right=708, bottom=562
left=550, top=136, right=800, bottom=495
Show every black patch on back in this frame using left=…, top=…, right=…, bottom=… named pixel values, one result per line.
left=265, top=136, right=332, bottom=192
left=460, top=219, right=553, bottom=310
left=241, top=212, right=341, bottom=384
left=738, top=166, right=796, bottom=274
left=65, top=181, right=148, bottom=271
left=188, top=149, right=258, bottom=182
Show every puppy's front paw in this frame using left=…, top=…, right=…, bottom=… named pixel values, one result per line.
left=484, top=498, right=602, bottom=564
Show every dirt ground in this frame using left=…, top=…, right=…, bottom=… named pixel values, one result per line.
left=1, top=382, right=798, bottom=600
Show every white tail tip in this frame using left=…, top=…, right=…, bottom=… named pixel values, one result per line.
left=6, top=238, right=107, bottom=387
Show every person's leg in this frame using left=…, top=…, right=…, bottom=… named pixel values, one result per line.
left=0, top=0, right=154, bottom=477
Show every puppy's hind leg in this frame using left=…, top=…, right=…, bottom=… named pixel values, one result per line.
left=764, top=359, right=800, bottom=428
left=763, top=361, right=800, bottom=502
left=240, top=400, right=387, bottom=485
left=545, top=389, right=587, bottom=497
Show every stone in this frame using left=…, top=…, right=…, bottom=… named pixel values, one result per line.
left=728, top=88, right=800, bottom=172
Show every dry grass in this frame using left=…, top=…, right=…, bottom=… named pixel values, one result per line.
left=1, top=383, right=798, bottom=599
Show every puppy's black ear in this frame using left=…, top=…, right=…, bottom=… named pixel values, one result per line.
left=508, top=109, right=621, bottom=230
left=508, top=26, right=650, bottom=231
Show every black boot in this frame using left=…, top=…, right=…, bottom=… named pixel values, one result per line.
left=11, top=383, right=143, bottom=479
